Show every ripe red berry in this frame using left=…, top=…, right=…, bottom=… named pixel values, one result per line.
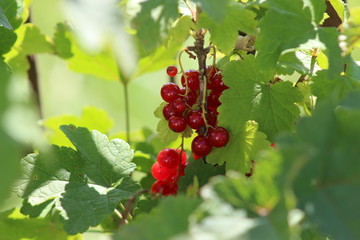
left=187, top=109, right=205, bottom=129
left=151, top=181, right=177, bottom=196
left=191, top=135, right=212, bottom=157
left=208, top=127, right=230, bottom=147
left=176, top=149, right=187, bottom=164
left=157, top=148, right=181, bottom=169
left=271, top=143, right=276, bottom=149
left=171, top=97, right=188, bottom=114
left=161, top=83, right=180, bottom=102
left=166, top=65, right=178, bottom=77
left=163, top=103, right=178, bottom=120
left=211, top=72, right=228, bottom=92
left=168, top=116, right=187, bottom=132
left=184, top=89, right=198, bottom=106
left=208, top=90, right=222, bottom=109
left=181, top=70, right=200, bottom=90
left=207, top=110, right=218, bottom=126
left=151, top=162, right=170, bottom=180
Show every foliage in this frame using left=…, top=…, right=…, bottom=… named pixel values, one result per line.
left=1, top=0, right=360, bottom=239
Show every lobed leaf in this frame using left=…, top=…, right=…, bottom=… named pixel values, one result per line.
left=15, top=126, right=140, bottom=234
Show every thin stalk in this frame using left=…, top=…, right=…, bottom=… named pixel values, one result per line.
left=123, top=82, right=131, bottom=144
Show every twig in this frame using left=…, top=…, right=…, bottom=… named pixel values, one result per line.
left=118, top=189, right=148, bottom=226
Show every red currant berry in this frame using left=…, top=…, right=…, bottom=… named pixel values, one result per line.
left=163, top=182, right=178, bottom=196
left=208, top=91, right=222, bottom=109
left=171, top=97, right=188, bottom=114
left=157, top=148, right=181, bottom=169
left=176, top=149, right=187, bottom=164
left=191, top=135, right=212, bottom=157
left=161, top=83, right=180, bottom=103
left=208, top=127, right=229, bottom=147
left=193, top=153, right=201, bottom=160
left=181, top=70, right=200, bottom=90
left=168, top=116, right=187, bottom=132
left=185, top=90, right=198, bottom=106
left=211, top=73, right=228, bottom=92
left=187, top=109, right=205, bottom=129
left=163, top=103, right=178, bottom=120
left=207, top=110, right=218, bottom=126
left=166, top=65, right=178, bottom=77
left=151, top=181, right=177, bottom=196
left=271, top=143, right=276, bottom=149
left=151, top=161, right=170, bottom=180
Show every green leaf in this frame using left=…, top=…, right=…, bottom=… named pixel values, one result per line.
left=15, top=126, right=140, bottom=234
left=304, top=0, right=327, bottom=24
left=0, top=26, right=16, bottom=54
left=0, top=7, right=13, bottom=30
left=311, top=70, right=360, bottom=102
left=318, top=27, right=343, bottom=78
left=251, top=81, right=302, bottom=140
left=199, top=6, right=257, bottom=54
left=0, top=209, right=81, bottom=240
left=53, top=23, right=73, bottom=59
left=134, top=16, right=193, bottom=77
left=0, top=60, right=20, bottom=205
left=6, top=23, right=53, bottom=71
left=277, top=51, right=312, bottom=75
left=42, top=106, right=114, bottom=147
left=66, top=37, right=119, bottom=81
left=155, top=102, right=179, bottom=144
left=278, top=91, right=360, bottom=240
left=133, top=0, right=179, bottom=57
left=192, top=0, right=230, bottom=22
left=328, top=0, right=345, bottom=22
left=207, top=56, right=300, bottom=172
left=211, top=151, right=281, bottom=212
left=178, top=158, right=225, bottom=191
left=20, top=199, right=55, bottom=218
left=207, top=121, right=270, bottom=173
left=255, top=0, right=316, bottom=71
left=114, top=196, right=201, bottom=240
left=0, top=0, right=23, bottom=30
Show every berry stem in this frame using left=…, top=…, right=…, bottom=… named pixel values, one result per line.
left=188, top=32, right=210, bottom=135
left=178, top=49, right=190, bottom=95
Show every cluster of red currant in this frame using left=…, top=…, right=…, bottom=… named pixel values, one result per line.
left=161, top=65, right=230, bottom=158
left=150, top=65, right=230, bottom=196
left=150, top=148, right=187, bottom=196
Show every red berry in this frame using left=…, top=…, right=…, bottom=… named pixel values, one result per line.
left=176, top=149, right=187, bottom=164
left=193, top=153, right=201, bottom=160
left=171, top=97, right=188, bottom=114
left=207, top=110, right=218, bottom=126
left=151, top=181, right=178, bottom=196
left=208, top=127, right=230, bottom=147
left=166, top=65, right=178, bottom=77
left=191, top=135, right=212, bottom=157
left=208, top=91, right=222, bottom=109
left=271, top=143, right=276, bottom=149
left=211, top=72, right=228, bottom=92
left=151, top=162, right=170, bottom=180
left=181, top=70, right=200, bottom=90
left=187, top=109, right=205, bottom=129
left=206, top=66, right=219, bottom=89
left=157, top=148, right=181, bottom=169
left=163, top=103, right=178, bottom=120
left=168, top=116, right=187, bottom=132
left=161, top=83, right=180, bottom=102
left=185, top=90, right=198, bottom=106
